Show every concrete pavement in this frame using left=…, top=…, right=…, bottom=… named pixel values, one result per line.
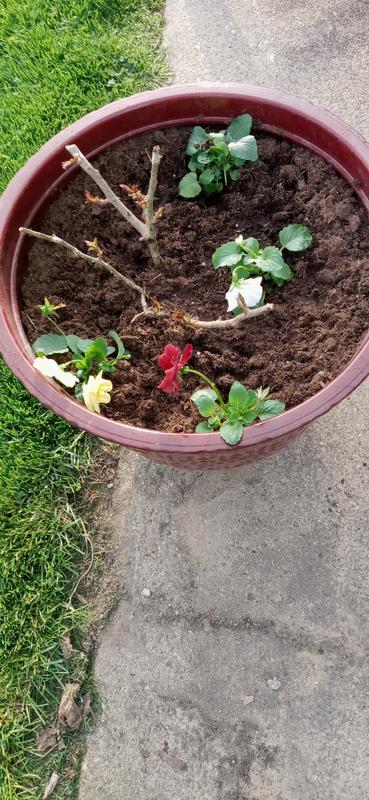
left=165, top=0, right=369, bottom=138
left=79, top=2, right=369, bottom=798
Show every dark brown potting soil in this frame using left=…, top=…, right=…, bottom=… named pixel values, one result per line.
left=21, top=127, right=369, bottom=432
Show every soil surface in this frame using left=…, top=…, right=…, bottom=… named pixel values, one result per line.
left=21, top=127, right=369, bottom=432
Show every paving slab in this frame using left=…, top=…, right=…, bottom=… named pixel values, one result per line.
left=79, top=2, right=369, bottom=798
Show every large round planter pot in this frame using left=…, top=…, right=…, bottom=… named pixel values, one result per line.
left=1, top=83, right=369, bottom=469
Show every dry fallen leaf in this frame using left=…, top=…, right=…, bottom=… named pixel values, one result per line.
left=58, top=683, right=82, bottom=730
left=60, top=634, right=73, bottom=659
left=37, top=726, right=59, bottom=754
left=43, top=772, right=59, bottom=799
left=158, top=750, right=188, bottom=771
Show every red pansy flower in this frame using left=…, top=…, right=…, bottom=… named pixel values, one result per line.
left=157, top=343, right=193, bottom=395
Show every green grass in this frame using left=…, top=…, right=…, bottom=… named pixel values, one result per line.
left=0, top=0, right=167, bottom=188
left=0, top=365, right=94, bottom=798
left=0, top=1, right=166, bottom=797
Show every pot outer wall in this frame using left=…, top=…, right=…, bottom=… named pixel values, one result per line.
left=1, top=83, right=369, bottom=469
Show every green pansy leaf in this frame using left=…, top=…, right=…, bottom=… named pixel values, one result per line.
left=66, top=335, right=82, bottom=354
left=65, top=334, right=96, bottom=354
left=226, top=114, right=253, bottom=141
left=220, top=419, right=244, bottom=445
left=210, top=137, right=228, bottom=149
left=179, top=172, right=202, bottom=198
left=230, top=168, right=239, bottom=180
left=278, top=224, right=313, bottom=251
left=243, top=237, right=260, bottom=256
left=195, top=421, right=214, bottom=433
left=199, top=168, right=216, bottom=187
left=241, top=411, right=258, bottom=425
left=188, top=156, right=199, bottom=172
left=228, top=381, right=256, bottom=410
left=257, top=399, right=286, bottom=421
left=191, top=388, right=218, bottom=402
left=191, top=388, right=218, bottom=417
left=108, top=330, right=131, bottom=360
left=272, top=261, right=292, bottom=282
left=240, top=255, right=258, bottom=268
left=206, top=181, right=223, bottom=194
left=32, top=333, right=68, bottom=355
left=256, top=246, right=286, bottom=276
left=228, top=135, right=258, bottom=162
left=85, top=336, right=108, bottom=361
left=212, top=241, right=243, bottom=268
left=232, top=265, right=254, bottom=280
left=196, top=152, right=211, bottom=166
left=76, top=338, right=96, bottom=353
left=186, top=125, right=208, bottom=155
left=232, top=156, right=246, bottom=167
left=208, top=414, right=223, bottom=426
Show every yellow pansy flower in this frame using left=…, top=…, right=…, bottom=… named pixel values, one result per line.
left=82, top=372, right=113, bottom=414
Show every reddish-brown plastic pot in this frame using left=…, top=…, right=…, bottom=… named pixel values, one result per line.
left=1, top=83, right=369, bottom=469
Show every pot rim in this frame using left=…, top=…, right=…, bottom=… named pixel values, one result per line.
left=1, top=82, right=369, bottom=452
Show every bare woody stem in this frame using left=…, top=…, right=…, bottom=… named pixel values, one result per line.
left=19, top=228, right=145, bottom=297
left=65, top=143, right=162, bottom=267
left=65, top=144, right=148, bottom=239
left=143, top=145, right=162, bottom=267
left=185, top=303, right=273, bottom=329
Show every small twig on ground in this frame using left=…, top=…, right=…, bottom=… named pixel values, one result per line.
left=130, top=289, right=165, bottom=323
left=19, top=228, right=145, bottom=297
left=130, top=307, right=165, bottom=324
left=185, top=303, right=273, bottom=329
left=25, top=313, right=37, bottom=329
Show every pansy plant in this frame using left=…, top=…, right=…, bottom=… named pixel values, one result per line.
left=157, top=343, right=285, bottom=445
left=32, top=302, right=130, bottom=412
left=179, top=114, right=258, bottom=198
left=190, top=380, right=285, bottom=445
left=212, top=224, right=312, bottom=314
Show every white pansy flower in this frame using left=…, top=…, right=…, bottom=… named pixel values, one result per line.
left=82, top=372, right=113, bottom=414
left=34, top=356, right=79, bottom=388
left=226, top=276, right=263, bottom=311
left=235, top=235, right=244, bottom=245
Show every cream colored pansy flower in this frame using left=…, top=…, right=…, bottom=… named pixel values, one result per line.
left=34, top=356, right=79, bottom=388
left=226, top=276, right=263, bottom=312
left=82, top=372, right=113, bottom=414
